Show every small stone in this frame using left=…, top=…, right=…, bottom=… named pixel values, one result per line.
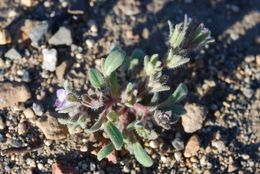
left=56, top=61, right=68, bottom=82
left=42, top=48, right=58, bottom=72
left=23, top=108, right=36, bottom=121
left=28, top=20, right=49, bottom=47
left=95, top=170, right=105, bottom=174
left=211, top=140, right=226, bottom=152
left=0, top=83, right=31, bottom=109
left=18, top=122, right=27, bottom=135
left=37, top=163, right=44, bottom=170
left=123, top=165, right=130, bottom=173
left=21, top=0, right=36, bottom=7
left=256, top=55, right=260, bottom=66
left=160, top=156, right=167, bottom=163
left=0, top=28, right=11, bottom=45
left=182, top=103, right=207, bottom=133
left=174, top=152, right=182, bottom=161
left=0, top=133, right=4, bottom=142
left=22, top=70, right=31, bottom=82
left=171, top=137, right=184, bottom=151
left=44, top=140, right=52, bottom=146
left=52, top=163, right=76, bottom=174
left=149, top=140, right=159, bottom=149
left=228, top=163, right=238, bottom=173
left=48, top=27, right=72, bottom=46
left=241, top=88, right=254, bottom=99
left=5, top=48, right=22, bottom=60
left=80, top=145, right=88, bottom=152
left=32, top=102, right=44, bottom=116
left=245, top=55, right=255, bottom=63
left=241, top=154, right=250, bottom=160
left=11, top=139, right=22, bottom=148
left=184, top=134, right=200, bottom=158
left=26, top=158, right=36, bottom=167
left=85, top=39, right=94, bottom=49
left=35, top=113, right=68, bottom=140
left=0, top=116, right=5, bottom=130
left=90, top=162, right=96, bottom=171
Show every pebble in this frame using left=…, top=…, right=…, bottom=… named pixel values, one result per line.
left=171, top=137, right=184, bottom=151
left=18, top=122, right=27, bottom=135
left=56, top=61, right=68, bottom=82
left=11, top=139, right=22, bottom=148
left=22, top=70, right=31, bottom=82
left=48, top=26, right=72, bottom=46
left=184, top=134, right=200, bottom=158
left=26, top=158, right=36, bottom=167
left=42, top=48, right=58, bottom=72
left=32, top=102, right=44, bottom=116
left=241, top=154, right=250, bottom=160
left=149, top=140, right=159, bottom=149
left=211, top=140, right=226, bottom=152
left=95, top=170, right=105, bottom=174
left=0, top=83, right=31, bottom=109
left=182, top=103, right=207, bottom=133
left=85, top=39, right=95, bottom=49
left=241, top=88, right=254, bottom=99
left=90, top=162, right=96, bottom=171
left=0, top=116, right=5, bottom=130
left=21, top=0, right=36, bottom=7
left=44, top=140, right=52, bottom=146
left=174, top=152, right=182, bottom=161
left=23, top=108, right=37, bottom=121
left=4, top=48, right=22, bottom=60
left=28, top=20, right=49, bottom=48
left=0, top=28, right=11, bottom=45
left=256, top=55, right=260, bottom=66
left=35, top=113, right=68, bottom=140
left=80, top=145, right=88, bottom=152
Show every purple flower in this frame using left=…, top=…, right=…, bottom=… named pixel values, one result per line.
left=55, top=89, right=67, bottom=108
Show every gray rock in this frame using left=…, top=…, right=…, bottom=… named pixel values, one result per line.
left=4, top=48, right=21, bottom=60
left=29, top=20, right=49, bottom=48
left=32, top=102, right=44, bottom=116
left=11, top=139, right=22, bottom=148
left=42, top=48, right=57, bottom=72
left=242, top=88, right=254, bottom=99
left=22, top=70, right=31, bottom=82
left=0, top=133, right=4, bottom=142
left=171, top=137, right=184, bottom=151
left=48, top=27, right=72, bottom=46
left=211, top=140, right=226, bottom=152
left=181, top=103, right=207, bottom=133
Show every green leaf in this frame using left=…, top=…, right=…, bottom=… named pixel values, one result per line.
left=97, top=143, right=114, bottom=161
left=88, top=68, right=104, bottom=89
left=104, top=121, right=123, bottom=150
left=103, top=47, right=126, bottom=76
left=107, top=111, right=118, bottom=123
left=160, top=83, right=188, bottom=108
left=133, top=142, right=153, bottom=167
left=84, top=115, right=104, bottom=133
left=171, top=104, right=186, bottom=115
left=108, top=72, right=119, bottom=97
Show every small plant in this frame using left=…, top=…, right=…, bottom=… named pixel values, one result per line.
left=54, top=15, right=213, bottom=167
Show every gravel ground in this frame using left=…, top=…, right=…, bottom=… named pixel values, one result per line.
left=0, top=0, right=259, bottom=173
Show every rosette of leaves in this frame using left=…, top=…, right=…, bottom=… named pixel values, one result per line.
left=55, top=16, right=213, bottom=167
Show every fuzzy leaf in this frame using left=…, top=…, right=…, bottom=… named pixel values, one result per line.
left=103, top=47, right=126, bottom=76
left=97, top=143, right=114, bottom=161
left=166, top=49, right=190, bottom=69
left=171, top=104, right=186, bottom=115
left=107, top=111, right=118, bottom=123
left=88, top=68, right=104, bottom=89
left=161, top=83, right=188, bottom=108
left=104, top=121, right=123, bottom=150
left=85, top=115, right=104, bottom=133
left=108, top=72, right=119, bottom=97
left=133, top=142, right=153, bottom=167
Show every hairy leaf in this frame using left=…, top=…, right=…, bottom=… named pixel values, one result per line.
left=160, top=83, right=188, bottom=108
left=88, top=68, right=104, bottom=89
left=97, top=143, right=114, bottom=161
left=133, top=142, right=153, bottom=167
left=85, top=115, right=104, bottom=133
left=103, top=47, right=126, bottom=76
left=104, top=121, right=123, bottom=150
